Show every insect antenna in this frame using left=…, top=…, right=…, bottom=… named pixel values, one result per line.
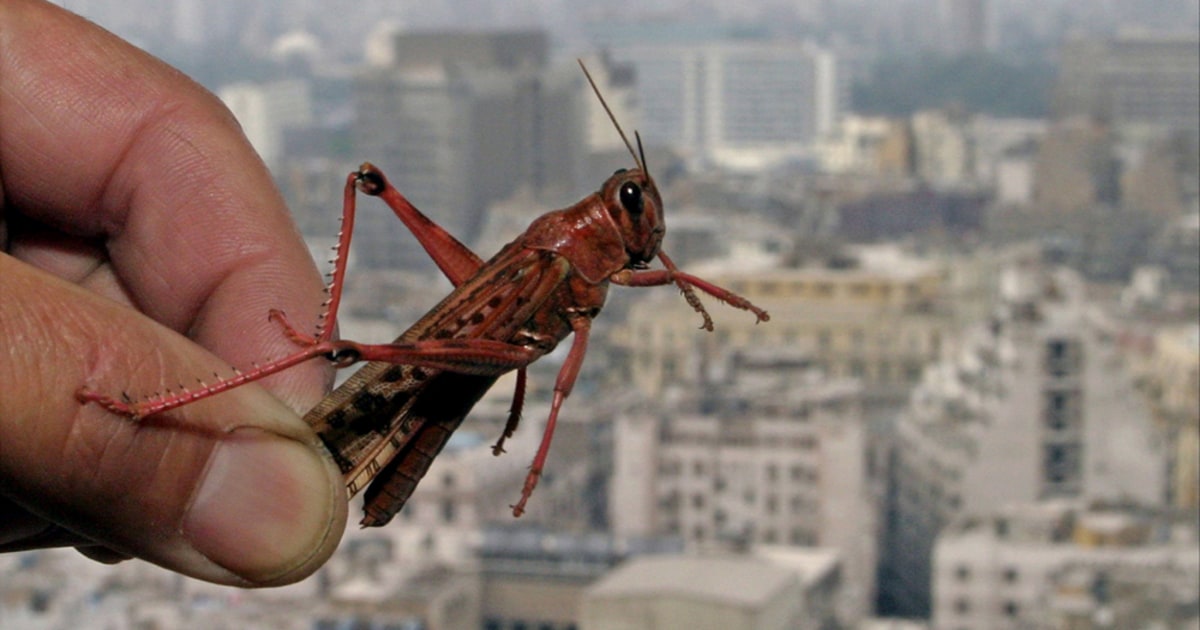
left=635, top=130, right=649, bottom=176
left=577, top=58, right=645, bottom=174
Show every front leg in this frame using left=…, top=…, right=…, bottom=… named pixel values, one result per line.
left=610, top=251, right=770, bottom=328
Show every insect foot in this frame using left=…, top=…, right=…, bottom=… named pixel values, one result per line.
left=354, top=163, right=387, bottom=196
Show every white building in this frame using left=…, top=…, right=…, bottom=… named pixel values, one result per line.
left=612, top=41, right=842, bottom=170
left=609, top=351, right=878, bottom=622
left=817, top=115, right=903, bottom=175
left=933, top=502, right=1199, bottom=629
left=882, top=262, right=1168, bottom=616
left=911, top=109, right=973, bottom=187
left=581, top=548, right=842, bottom=630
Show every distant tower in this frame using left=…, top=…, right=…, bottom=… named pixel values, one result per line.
left=1053, top=32, right=1200, bottom=137
left=352, top=31, right=587, bottom=270
left=614, top=41, right=842, bottom=170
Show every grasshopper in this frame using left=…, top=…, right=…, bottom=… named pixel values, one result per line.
left=79, top=61, right=768, bottom=526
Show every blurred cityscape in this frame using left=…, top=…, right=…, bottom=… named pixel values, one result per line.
left=5, top=0, right=1199, bottom=628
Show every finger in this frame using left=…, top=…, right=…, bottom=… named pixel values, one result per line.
left=0, top=257, right=349, bottom=586
left=0, top=0, right=329, bottom=412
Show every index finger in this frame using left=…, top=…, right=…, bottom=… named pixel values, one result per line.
left=0, top=0, right=328, bottom=410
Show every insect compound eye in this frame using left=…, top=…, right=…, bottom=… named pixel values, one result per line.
left=619, top=181, right=644, bottom=215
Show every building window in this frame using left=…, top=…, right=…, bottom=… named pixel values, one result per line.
left=954, top=597, right=971, bottom=615
left=1003, top=567, right=1019, bottom=583
left=1044, top=338, right=1082, bottom=378
left=955, top=565, right=971, bottom=582
left=1043, top=389, right=1081, bottom=432
left=1003, top=601, right=1020, bottom=617
left=1043, top=443, right=1082, bottom=484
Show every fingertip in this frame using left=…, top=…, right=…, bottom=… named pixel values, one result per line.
left=179, top=429, right=347, bottom=586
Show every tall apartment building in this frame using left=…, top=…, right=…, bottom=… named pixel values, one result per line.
left=609, top=351, right=878, bottom=621
left=1053, top=32, right=1200, bottom=137
left=352, top=30, right=587, bottom=270
left=880, top=262, right=1168, bottom=616
left=610, top=41, right=842, bottom=170
left=932, top=502, right=1199, bottom=629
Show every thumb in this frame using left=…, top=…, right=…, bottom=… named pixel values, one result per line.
left=0, top=256, right=348, bottom=586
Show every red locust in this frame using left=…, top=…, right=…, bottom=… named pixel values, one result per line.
left=78, top=61, right=769, bottom=526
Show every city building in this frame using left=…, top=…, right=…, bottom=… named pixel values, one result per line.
left=1030, top=118, right=1120, bottom=215
left=836, top=187, right=988, bottom=242
left=969, top=116, right=1045, bottom=200
left=1149, top=210, right=1200, bottom=293
left=1053, top=32, right=1200, bottom=138
left=580, top=548, right=842, bottom=630
left=911, top=109, right=972, bottom=187
left=817, top=115, right=909, bottom=177
left=478, top=526, right=682, bottom=630
left=611, top=243, right=952, bottom=409
left=1128, top=323, right=1200, bottom=511
left=218, top=79, right=314, bottom=170
left=609, top=41, right=843, bottom=170
left=609, top=350, right=878, bottom=621
left=932, top=502, right=1199, bottom=629
left=881, top=261, right=1168, bottom=616
left=351, top=30, right=588, bottom=270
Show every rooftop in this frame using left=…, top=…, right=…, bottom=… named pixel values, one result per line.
left=587, top=554, right=799, bottom=608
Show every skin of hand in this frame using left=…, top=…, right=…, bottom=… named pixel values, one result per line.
left=0, top=0, right=348, bottom=586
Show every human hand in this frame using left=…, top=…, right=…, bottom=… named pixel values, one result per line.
left=0, top=0, right=348, bottom=586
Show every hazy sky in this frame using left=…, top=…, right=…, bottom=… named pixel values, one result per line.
left=58, top=0, right=1199, bottom=65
